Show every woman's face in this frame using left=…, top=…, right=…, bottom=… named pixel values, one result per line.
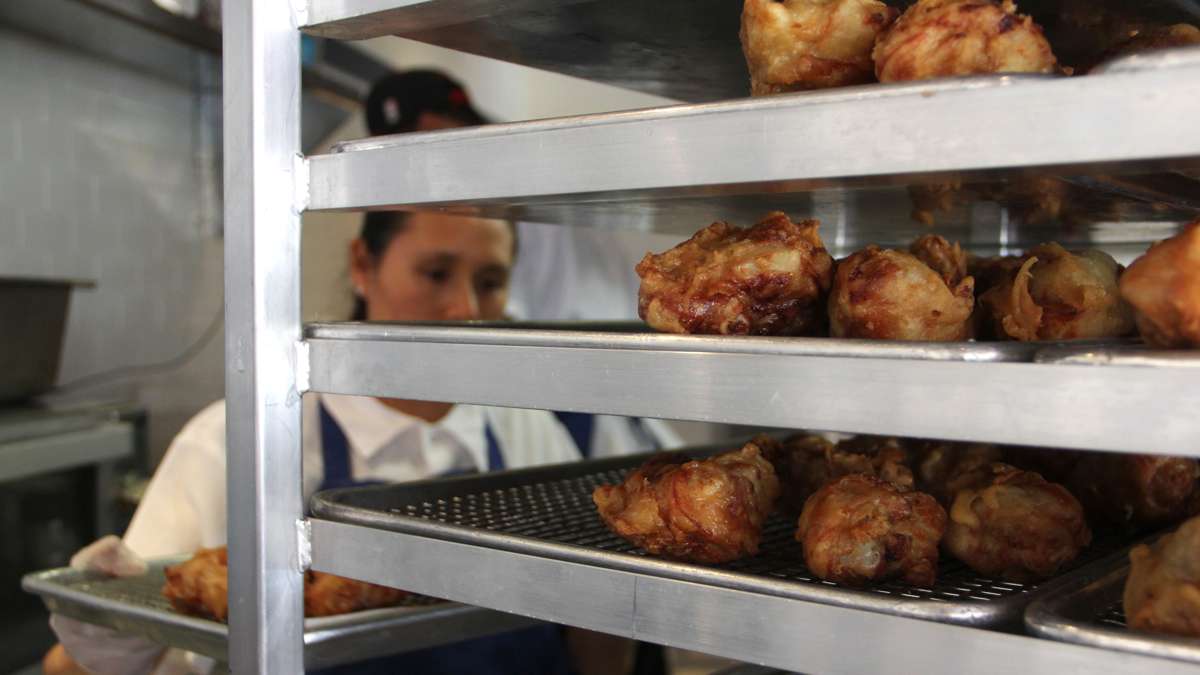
left=350, top=212, right=514, bottom=322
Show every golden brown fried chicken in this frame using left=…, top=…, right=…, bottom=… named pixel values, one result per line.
left=163, top=547, right=229, bottom=621
left=797, top=474, right=947, bottom=586
left=760, top=433, right=834, bottom=513
left=828, top=237, right=975, bottom=341
left=163, top=547, right=408, bottom=622
left=912, top=440, right=1004, bottom=505
left=1119, top=221, right=1200, bottom=348
left=593, top=441, right=781, bottom=563
left=304, top=571, right=409, bottom=617
left=1067, top=453, right=1200, bottom=529
left=740, top=0, right=898, bottom=94
left=636, top=212, right=834, bottom=336
left=968, top=253, right=1026, bottom=298
left=978, top=242, right=1135, bottom=341
left=873, top=0, right=1058, bottom=83
left=831, top=435, right=915, bottom=490
left=943, top=463, right=1091, bottom=581
left=1125, top=515, right=1200, bottom=637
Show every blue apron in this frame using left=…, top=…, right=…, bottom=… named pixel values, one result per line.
left=310, top=403, right=573, bottom=675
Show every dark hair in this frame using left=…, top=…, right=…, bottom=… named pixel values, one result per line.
left=366, top=70, right=487, bottom=136
left=351, top=211, right=518, bottom=321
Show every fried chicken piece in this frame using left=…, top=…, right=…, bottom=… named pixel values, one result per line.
left=968, top=253, right=1027, bottom=297
left=1125, top=515, right=1200, bottom=637
left=1067, top=453, right=1200, bottom=529
left=636, top=212, right=834, bottom=336
left=977, top=242, right=1135, bottom=341
left=912, top=440, right=1004, bottom=505
left=1092, top=24, right=1200, bottom=72
left=873, top=0, right=1058, bottom=83
left=943, top=463, right=1091, bottom=581
left=304, top=571, right=409, bottom=617
left=163, top=547, right=408, bottom=621
left=740, top=0, right=898, bottom=94
left=797, top=474, right=947, bottom=586
left=1119, top=221, right=1200, bottom=348
left=593, top=441, right=781, bottom=563
left=908, top=182, right=965, bottom=226
left=163, top=547, right=229, bottom=621
left=765, top=434, right=914, bottom=512
left=828, top=237, right=975, bottom=340
left=1002, top=446, right=1082, bottom=483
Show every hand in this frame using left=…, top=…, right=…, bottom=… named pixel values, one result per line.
left=49, top=537, right=163, bottom=675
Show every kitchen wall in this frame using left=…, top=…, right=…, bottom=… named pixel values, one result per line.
left=0, top=20, right=224, bottom=463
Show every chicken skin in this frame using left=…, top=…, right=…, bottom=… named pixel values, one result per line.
left=873, top=0, right=1058, bottom=83
left=797, top=474, right=947, bottom=586
left=304, top=571, right=409, bottom=617
left=765, top=434, right=913, bottom=513
left=1119, top=220, right=1200, bottom=348
left=943, top=464, right=1091, bottom=581
left=1125, top=515, right=1200, bottom=637
left=829, top=237, right=975, bottom=341
left=977, top=243, right=1135, bottom=341
left=740, top=0, right=898, bottom=94
left=163, top=547, right=230, bottom=621
left=1067, top=453, right=1200, bottom=529
left=636, top=212, right=834, bottom=336
left=593, top=441, right=781, bottom=563
left=912, top=440, right=1004, bottom=505
left=163, top=546, right=408, bottom=622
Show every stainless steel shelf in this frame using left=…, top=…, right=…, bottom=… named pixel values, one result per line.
left=304, top=322, right=1200, bottom=454
left=298, top=0, right=1200, bottom=103
left=305, top=63, right=1200, bottom=234
left=308, top=518, right=1196, bottom=675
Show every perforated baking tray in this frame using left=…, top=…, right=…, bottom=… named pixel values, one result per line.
left=1025, top=545, right=1200, bottom=665
left=311, top=447, right=1139, bottom=629
left=22, top=558, right=538, bottom=670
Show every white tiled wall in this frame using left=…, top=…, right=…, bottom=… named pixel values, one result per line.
left=0, top=27, right=224, bottom=461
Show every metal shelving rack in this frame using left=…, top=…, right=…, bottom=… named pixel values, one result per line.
left=224, top=1, right=1200, bottom=672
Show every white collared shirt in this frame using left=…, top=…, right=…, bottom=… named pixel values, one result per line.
left=124, top=394, right=580, bottom=558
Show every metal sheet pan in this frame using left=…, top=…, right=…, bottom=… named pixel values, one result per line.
left=1033, top=342, right=1200, bottom=368
left=22, top=559, right=538, bottom=670
left=311, top=447, right=1141, bottom=629
left=1024, top=544, right=1200, bottom=665
left=306, top=321, right=1134, bottom=364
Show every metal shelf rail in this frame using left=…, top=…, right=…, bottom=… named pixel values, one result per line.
left=224, top=1, right=1200, bottom=673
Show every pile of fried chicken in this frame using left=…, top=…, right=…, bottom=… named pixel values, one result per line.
left=595, top=434, right=1200, bottom=589
left=162, top=546, right=410, bottom=621
left=739, top=0, right=1200, bottom=226
left=636, top=212, right=1199, bottom=348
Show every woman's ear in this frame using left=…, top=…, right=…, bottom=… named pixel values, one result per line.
left=348, top=238, right=372, bottom=297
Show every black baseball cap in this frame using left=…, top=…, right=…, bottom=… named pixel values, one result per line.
left=365, top=70, right=488, bottom=136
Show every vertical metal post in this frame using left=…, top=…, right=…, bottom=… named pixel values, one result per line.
left=223, top=1, right=305, bottom=673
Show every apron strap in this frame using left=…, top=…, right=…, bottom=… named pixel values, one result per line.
left=552, top=411, right=595, bottom=458
left=319, top=401, right=354, bottom=488
left=484, top=421, right=505, bottom=471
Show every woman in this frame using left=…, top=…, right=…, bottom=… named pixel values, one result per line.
left=46, top=206, right=594, bottom=674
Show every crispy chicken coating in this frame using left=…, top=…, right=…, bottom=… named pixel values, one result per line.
left=740, top=0, right=898, bottom=94
left=797, top=474, right=947, bottom=586
left=764, top=434, right=914, bottom=512
left=163, top=547, right=229, bottom=621
left=304, top=571, right=409, bottom=617
left=977, top=243, right=1135, bottom=341
left=163, top=547, right=408, bottom=622
left=1125, top=515, right=1200, bottom=637
left=912, top=440, right=1004, bottom=505
left=593, top=441, right=781, bottom=563
left=829, top=237, right=975, bottom=340
left=1119, top=221, right=1200, bottom=348
left=943, top=463, right=1091, bottom=581
left=636, top=212, right=834, bottom=336
left=873, top=0, right=1058, bottom=83
left=1067, top=453, right=1200, bottom=529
